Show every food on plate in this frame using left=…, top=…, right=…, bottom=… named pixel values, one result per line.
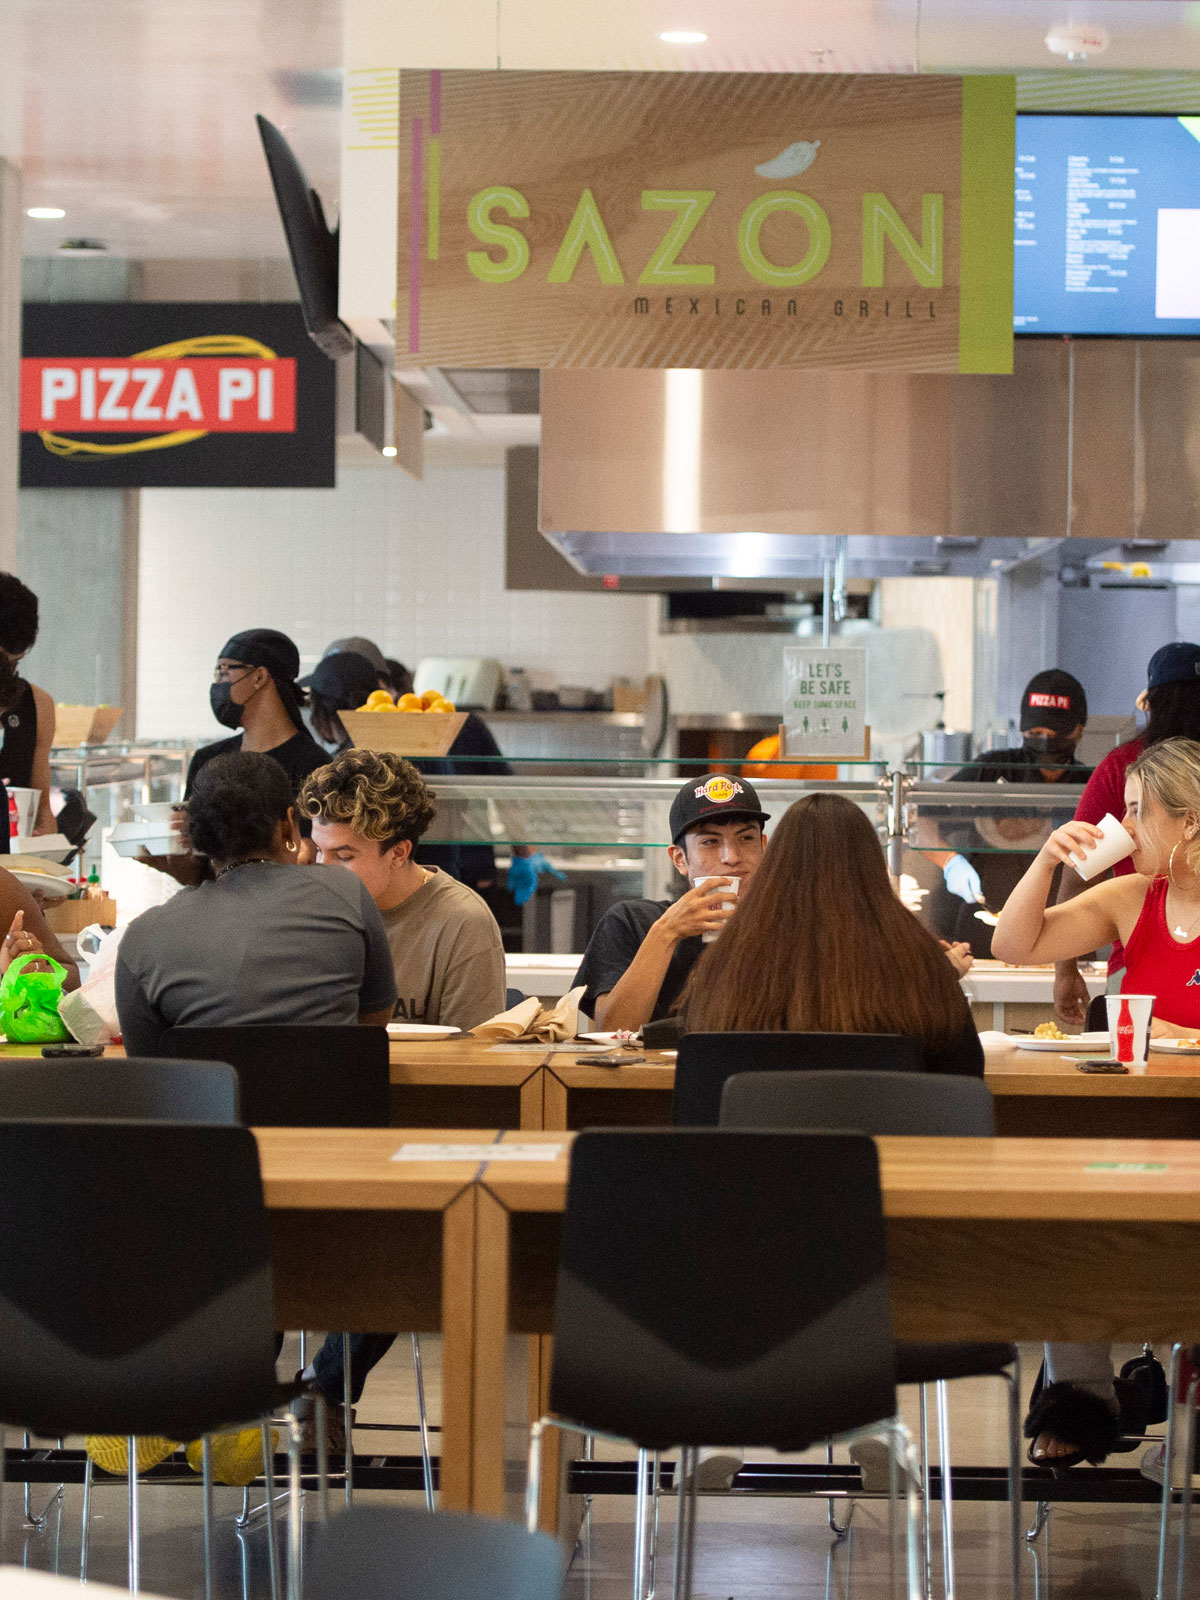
left=1033, top=1021, right=1067, bottom=1040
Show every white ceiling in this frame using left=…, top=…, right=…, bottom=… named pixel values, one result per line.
left=12, top=1, right=1200, bottom=262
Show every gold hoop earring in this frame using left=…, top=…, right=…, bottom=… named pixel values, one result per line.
left=286, top=839, right=298, bottom=854
left=1169, top=842, right=1180, bottom=886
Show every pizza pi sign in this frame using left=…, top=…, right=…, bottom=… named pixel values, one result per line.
left=19, top=303, right=334, bottom=489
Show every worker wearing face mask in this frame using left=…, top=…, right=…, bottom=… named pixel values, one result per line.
left=927, top=670, right=1093, bottom=957
left=141, top=630, right=327, bottom=884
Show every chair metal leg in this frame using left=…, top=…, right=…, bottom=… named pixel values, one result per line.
left=79, top=1452, right=92, bottom=1582
left=126, top=1436, right=140, bottom=1595
left=1026, top=1502, right=1050, bottom=1543
left=286, top=1411, right=304, bottom=1600
left=525, top=1419, right=546, bottom=1533
left=1003, top=1357, right=1023, bottom=1600
left=299, top=1331, right=308, bottom=1371
left=1176, top=1369, right=1200, bottom=1600
left=1159, top=1344, right=1184, bottom=1600
left=341, top=1330, right=354, bottom=1506
left=201, top=1437, right=214, bottom=1600
left=410, top=1332, right=435, bottom=1511
left=882, top=1418, right=924, bottom=1600
left=633, top=1448, right=649, bottom=1600
left=646, top=1451, right=661, bottom=1600
left=936, top=1381, right=955, bottom=1600
left=919, top=1387, right=933, bottom=1599
left=672, top=1448, right=699, bottom=1600
left=314, top=1393, right=330, bottom=1524
left=261, top=1420, right=281, bottom=1600
left=826, top=1441, right=851, bottom=1541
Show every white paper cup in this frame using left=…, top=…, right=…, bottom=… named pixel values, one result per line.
left=1070, top=812, right=1136, bottom=881
left=7, top=787, right=40, bottom=839
left=694, top=876, right=739, bottom=942
left=1106, top=992, right=1155, bottom=1071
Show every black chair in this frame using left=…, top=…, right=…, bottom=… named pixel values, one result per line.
left=307, top=1503, right=563, bottom=1600
left=0, top=1121, right=318, bottom=1599
left=1086, top=994, right=1107, bottom=1032
left=721, top=1069, right=1021, bottom=1600
left=527, top=1129, right=922, bottom=1600
left=0, top=1055, right=239, bottom=1123
left=672, top=1031, right=924, bottom=1126
left=161, top=1024, right=431, bottom=1509
left=162, top=1024, right=388, bottom=1127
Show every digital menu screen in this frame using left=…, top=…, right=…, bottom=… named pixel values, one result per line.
left=1013, top=114, right=1200, bottom=335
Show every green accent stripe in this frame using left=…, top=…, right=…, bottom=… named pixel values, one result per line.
left=427, top=136, right=441, bottom=261
left=959, top=75, right=1016, bottom=374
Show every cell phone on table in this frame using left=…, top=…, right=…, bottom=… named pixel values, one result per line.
left=41, top=1042, right=105, bottom=1058
left=1075, top=1058, right=1129, bottom=1074
left=579, top=1053, right=645, bottom=1067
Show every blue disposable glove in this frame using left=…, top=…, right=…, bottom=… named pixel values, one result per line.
left=507, top=851, right=566, bottom=907
left=943, top=853, right=984, bottom=905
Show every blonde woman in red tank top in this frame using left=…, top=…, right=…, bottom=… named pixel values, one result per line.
left=995, top=736, right=1200, bottom=1036
left=995, top=737, right=1200, bottom=1472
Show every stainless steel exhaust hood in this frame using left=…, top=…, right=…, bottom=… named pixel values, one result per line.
left=536, top=339, right=1200, bottom=581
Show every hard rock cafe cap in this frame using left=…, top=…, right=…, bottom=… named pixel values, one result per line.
left=1019, top=669, right=1088, bottom=735
left=1147, top=642, right=1200, bottom=691
left=669, top=773, right=770, bottom=845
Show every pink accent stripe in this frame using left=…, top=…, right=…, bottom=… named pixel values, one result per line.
left=429, top=70, right=441, bottom=135
left=408, top=117, right=423, bottom=353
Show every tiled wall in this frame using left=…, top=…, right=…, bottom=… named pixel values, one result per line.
left=137, top=463, right=654, bottom=739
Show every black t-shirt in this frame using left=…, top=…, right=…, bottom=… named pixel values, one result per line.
left=929, top=746, right=1092, bottom=954
left=574, top=898, right=704, bottom=1023
left=185, top=729, right=329, bottom=801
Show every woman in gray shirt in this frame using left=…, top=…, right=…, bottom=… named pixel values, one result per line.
left=116, top=752, right=397, bottom=1055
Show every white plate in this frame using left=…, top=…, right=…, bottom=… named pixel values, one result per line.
left=1150, top=1039, right=1200, bottom=1055
left=386, top=1023, right=462, bottom=1040
left=578, top=1031, right=641, bottom=1046
left=1012, top=1032, right=1111, bottom=1052
left=6, top=868, right=72, bottom=901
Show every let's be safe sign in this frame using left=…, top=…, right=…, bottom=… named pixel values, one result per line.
left=20, top=303, right=335, bottom=488
left=784, top=646, right=867, bottom=758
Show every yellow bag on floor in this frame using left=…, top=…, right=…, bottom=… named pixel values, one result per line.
left=186, top=1427, right=279, bottom=1487
left=85, top=1436, right=179, bottom=1475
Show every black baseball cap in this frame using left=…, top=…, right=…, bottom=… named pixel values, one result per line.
left=1020, top=669, right=1087, bottom=735
left=1147, top=642, right=1200, bottom=691
left=302, top=650, right=380, bottom=710
left=669, top=773, right=769, bottom=845
left=218, top=628, right=306, bottom=729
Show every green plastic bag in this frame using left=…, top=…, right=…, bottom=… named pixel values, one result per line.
left=0, top=952, right=70, bottom=1044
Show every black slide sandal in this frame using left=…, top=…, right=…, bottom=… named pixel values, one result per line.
left=1024, top=1380, right=1123, bottom=1473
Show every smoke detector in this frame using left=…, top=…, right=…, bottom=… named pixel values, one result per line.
left=1045, top=23, right=1109, bottom=62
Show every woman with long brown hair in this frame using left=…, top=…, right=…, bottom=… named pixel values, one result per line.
left=682, top=791, right=983, bottom=1075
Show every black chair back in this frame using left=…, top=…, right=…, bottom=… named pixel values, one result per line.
left=672, top=1031, right=923, bottom=1126
left=721, top=1069, right=995, bottom=1137
left=0, top=1121, right=277, bottom=1439
left=550, top=1129, right=895, bottom=1452
left=162, top=1025, right=389, bottom=1127
left=1086, top=994, right=1108, bottom=1033
left=0, top=1056, right=239, bottom=1124
left=306, top=1504, right=563, bottom=1600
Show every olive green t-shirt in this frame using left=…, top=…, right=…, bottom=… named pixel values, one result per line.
left=381, top=868, right=506, bottom=1030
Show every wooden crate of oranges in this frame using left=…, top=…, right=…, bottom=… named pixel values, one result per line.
left=339, top=689, right=469, bottom=758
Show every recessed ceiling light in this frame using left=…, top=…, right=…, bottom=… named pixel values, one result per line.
left=659, top=30, right=707, bottom=44
left=381, top=445, right=398, bottom=458
left=26, top=207, right=65, bottom=220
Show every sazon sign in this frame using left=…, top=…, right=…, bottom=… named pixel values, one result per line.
left=396, top=70, right=1014, bottom=374
left=20, top=304, right=334, bottom=488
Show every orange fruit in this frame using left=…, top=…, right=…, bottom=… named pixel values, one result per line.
left=397, top=693, right=423, bottom=711
left=419, top=690, right=442, bottom=709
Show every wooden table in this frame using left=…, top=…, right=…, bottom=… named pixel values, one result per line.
left=984, top=1041, right=1200, bottom=1137
left=251, top=1126, right=1200, bottom=1525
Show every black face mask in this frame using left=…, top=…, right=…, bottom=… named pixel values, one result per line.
left=1023, top=732, right=1076, bottom=766
left=210, top=681, right=245, bottom=730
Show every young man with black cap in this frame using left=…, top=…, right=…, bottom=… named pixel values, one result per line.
left=575, top=773, right=770, bottom=1032
left=928, top=668, right=1092, bottom=956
